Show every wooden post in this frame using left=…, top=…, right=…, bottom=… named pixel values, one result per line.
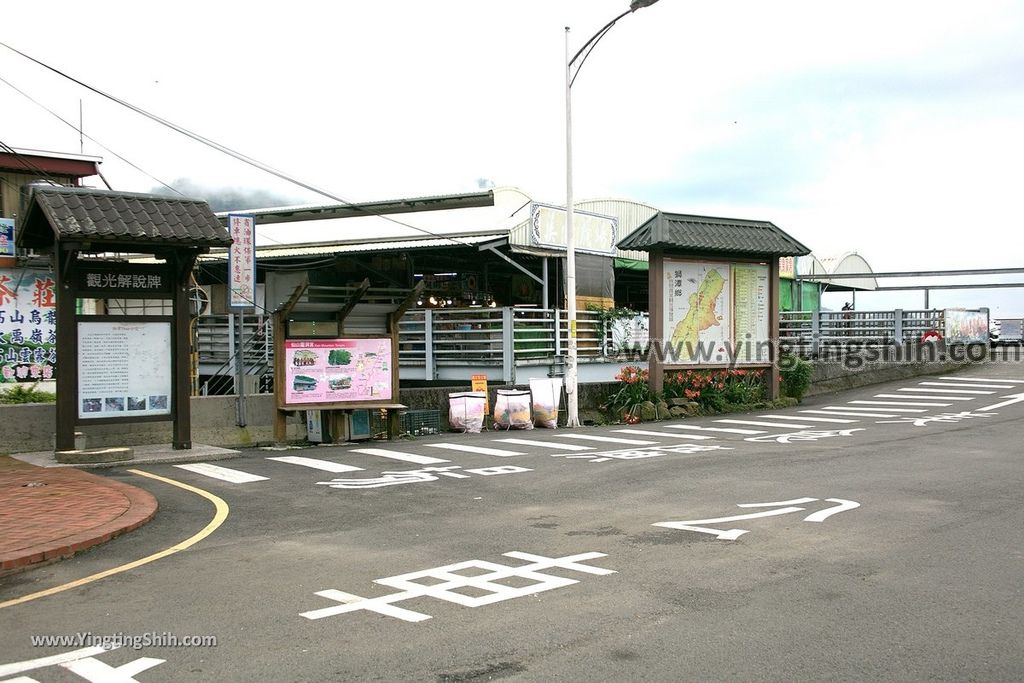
left=54, top=244, right=78, bottom=451
left=768, top=256, right=781, bottom=400
left=272, top=310, right=288, bottom=444
left=172, top=252, right=197, bottom=449
left=649, top=249, right=665, bottom=394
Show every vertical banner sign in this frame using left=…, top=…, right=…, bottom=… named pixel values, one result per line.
left=0, top=269, right=57, bottom=382
left=0, top=218, right=15, bottom=257
left=228, top=214, right=255, bottom=309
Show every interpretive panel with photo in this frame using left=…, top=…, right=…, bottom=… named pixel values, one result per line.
left=283, top=338, right=393, bottom=406
left=77, top=320, right=172, bottom=419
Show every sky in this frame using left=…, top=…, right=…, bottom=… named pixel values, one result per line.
left=2, top=0, right=1022, bottom=314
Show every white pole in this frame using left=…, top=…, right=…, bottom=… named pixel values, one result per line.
left=565, top=26, right=580, bottom=427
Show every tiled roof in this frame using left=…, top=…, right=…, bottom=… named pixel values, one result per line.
left=18, top=186, right=231, bottom=249
left=617, top=212, right=811, bottom=257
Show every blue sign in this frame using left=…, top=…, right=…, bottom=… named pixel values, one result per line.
left=0, top=218, right=14, bottom=257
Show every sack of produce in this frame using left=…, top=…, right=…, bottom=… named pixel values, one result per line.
left=529, top=378, right=562, bottom=428
left=449, top=391, right=486, bottom=433
left=493, top=389, right=533, bottom=430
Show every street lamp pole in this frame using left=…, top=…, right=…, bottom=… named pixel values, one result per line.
left=564, top=0, right=660, bottom=427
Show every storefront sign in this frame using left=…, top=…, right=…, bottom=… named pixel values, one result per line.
left=0, top=268, right=57, bottom=382
left=74, top=262, right=172, bottom=297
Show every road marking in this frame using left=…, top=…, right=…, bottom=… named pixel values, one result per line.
left=554, top=434, right=658, bottom=445
left=301, top=551, right=614, bottom=623
left=352, top=448, right=449, bottom=465
left=62, top=654, right=165, bottom=681
left=761, top=415, right=858, bottom=423
left=819, top=405, right=926, bottom=413
left=978, top=391, right=1024, bottom=411
left=0, top=470, right=229, bottom=610
left=920, top=381, right=1011, bottom=389
left=266, top=456, right=364, bottom=473
left=425, top=443, right=526, bottom=457
left=802, top=409, right=900, bottom=418
left=908, top=386, right=995, bottom=394
left=875, top=393, right=974, bottom=401
left=174, top=462, right=269, bottom=483
left=715, top=419, right=813, bottom=429
left=664, top=424, right=764, bottom=435
left=493, top=438, right=595, bottom=451
left=654, top=497, right=860, bottom=539
left=612, top=429, right=715, bottom=439
left=0, top=647, right=110, bottom=676
left=850, top=400, right=951, bottom=407
left=938, top=376, right=1022, bottom=383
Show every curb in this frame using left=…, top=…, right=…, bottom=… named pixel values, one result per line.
left=0, top=475, right=158, bottom=576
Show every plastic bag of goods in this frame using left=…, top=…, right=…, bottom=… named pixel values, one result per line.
left=529, top=377, right=562, bottom=429
left=449, top=392, right=486, bottom=434
left=493, top=389, right=533, bottom=430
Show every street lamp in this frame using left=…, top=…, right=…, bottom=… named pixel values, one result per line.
left=564, top=0, right=660, bottom=427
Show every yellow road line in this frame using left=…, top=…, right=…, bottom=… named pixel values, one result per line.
left=0, top=469, right=229, bottom=610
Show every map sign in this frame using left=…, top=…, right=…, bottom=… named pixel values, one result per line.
left=284, top=338, right=393, bottom=405
left=663, top=260, right=731, bottom=363
left=731, top=264, right=770, bottom=362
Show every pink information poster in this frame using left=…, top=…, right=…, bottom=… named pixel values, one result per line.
left=283, top=338, right=393, bottom=405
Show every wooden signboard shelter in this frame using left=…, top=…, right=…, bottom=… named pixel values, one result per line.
left=17, top=186, right=231, bottom=451
left=272, top=279, right=423, bottom=444
left=617, top=212, right=811, bottom=400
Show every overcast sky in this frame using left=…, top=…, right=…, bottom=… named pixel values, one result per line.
left=2, top=0, right=1022, bottom=313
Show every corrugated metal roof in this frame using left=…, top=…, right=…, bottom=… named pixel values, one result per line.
left=18, top=186, right=230, bottom=249
left=200, top=230, right=507, bottom=261
left=617, top=212, right=811, bottom=257
left=575, top=198, right=658, bottom=261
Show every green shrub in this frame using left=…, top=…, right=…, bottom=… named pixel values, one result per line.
left=780, top=355, right=814, bottom=401
left=0, top=383, right=56, bottom=404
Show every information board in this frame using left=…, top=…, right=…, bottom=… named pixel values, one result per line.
left=944, top=309, right=989, bottom=344
left=283, top=338, right=393, bottom=405
left=731, top=264, right=770, bottom=363
left=662, top=259, right=771, bottom=365
left=663, top=259, right=731, bottom=363
left=78, top=320, right=173, bottom=419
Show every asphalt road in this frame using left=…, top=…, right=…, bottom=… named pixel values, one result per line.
left=2, top=366, right=1023, bottom=682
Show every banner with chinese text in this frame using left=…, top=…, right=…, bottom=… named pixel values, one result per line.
left=228, top=214, right=255, bottom=309
left=0, top=268, right=57, bottom=382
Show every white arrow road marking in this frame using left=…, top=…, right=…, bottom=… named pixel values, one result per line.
left=978, top=392, right=1024, bottom=411
left=939, top=376, right=1023, bottom=383
left=875, top=393, right=974, bottom=401
left=493, top=438, right=595, bottom=451
left=736, top=497, right=819, bottom=507
left=266, top=456, right=363, bottom=473
left=803, top=498, right=860, bottom=522
left=653, top=506, right=807, bottom=540
left=173, top=463, right=268, bottom=483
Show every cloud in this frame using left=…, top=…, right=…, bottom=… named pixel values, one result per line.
left=150, top=179, right=301, bottom=213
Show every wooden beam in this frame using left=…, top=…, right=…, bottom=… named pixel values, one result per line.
left=278, top=279, right=309, bottom=318
left=336, top=278, right=371, bottom=325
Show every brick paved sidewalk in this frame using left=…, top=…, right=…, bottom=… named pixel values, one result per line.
left=0, top=456, right=157, bottom=574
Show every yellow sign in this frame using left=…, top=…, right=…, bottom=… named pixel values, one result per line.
left=471, top=374, right=489, bottom=414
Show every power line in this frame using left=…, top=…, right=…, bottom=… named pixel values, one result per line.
left=0, top=41, right=488, bottom=251
left=0, top=74, right=185, bottom=197
left=0, top=139, right=63, bottom=187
